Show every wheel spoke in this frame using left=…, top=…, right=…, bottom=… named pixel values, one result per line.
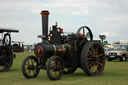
left=90, top=63, right=97, bottom=72
left=96, top=54, right=103, bottom=57
left=91, top=46, right=95, bottom=56
left=96, top=62, right=103, bottom=66
left=88, top=62, right=93, bottom=68
left=25, top=65, right=28, bottom=69
left=29, top=59, right=32, bottom=65
left=31, top=59, right=35, bottom=65
left=88, top=50, right=93, bottom=57
left=28, top=70, right=31, bottom=75
left=87, top=60, right=92, bottom=65
left=32, top=70, right=35, bottom=75
left=88, top=57, right=93, bottom=60
left=25, top=63, right=29, bottom=66
left=95, top=45, right=99, bottom=56
left=27, top=60, right=30, bottom=65
left=90, top=64, right=94, bottom=72
left=31, top=59, right=33, bottom=64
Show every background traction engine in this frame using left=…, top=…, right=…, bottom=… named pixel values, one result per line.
left=22, top=10, right=105, bottom=80
left=0, top=28, right=19, bottom=72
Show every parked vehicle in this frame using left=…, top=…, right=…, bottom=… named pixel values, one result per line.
left=104, top=47, right=113, bottom=56
left=106, top=44, right=128, bottom=61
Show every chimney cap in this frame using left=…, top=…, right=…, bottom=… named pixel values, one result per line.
left=41, top=10, right=50, bottom=16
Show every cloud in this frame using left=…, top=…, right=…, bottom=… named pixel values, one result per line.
left=71, top=9, right=89, bottom=16
left=30, top=0, right=91, bottom=16
left=0, top=0, right=128, bottom=44
left=0, top=0, right=104, bottom=16
left=102, top=15, right=128, bottom=22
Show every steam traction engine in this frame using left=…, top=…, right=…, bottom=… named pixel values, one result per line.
left=22, top=10, right=105, bottom=80
left=0, top=28, right=19, bottom=72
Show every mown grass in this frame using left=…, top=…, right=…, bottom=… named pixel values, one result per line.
left=0, top=52, right=128, bottom=85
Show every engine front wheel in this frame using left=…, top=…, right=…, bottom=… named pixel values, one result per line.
left=22, top=56, right=40, bottom=79
left=46, top=56, right=64, bottom=80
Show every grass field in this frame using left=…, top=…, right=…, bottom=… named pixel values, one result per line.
left=0, top=52, right=128, bottom=85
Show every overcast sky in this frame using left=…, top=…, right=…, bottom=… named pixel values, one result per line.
left=0, top=0, right=127, bottom=44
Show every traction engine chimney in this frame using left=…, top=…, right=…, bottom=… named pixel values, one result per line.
left=40, top=10, right=50, bottom=38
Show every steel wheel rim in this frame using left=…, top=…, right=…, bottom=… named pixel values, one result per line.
left=87, top=44, right=105, bottom=74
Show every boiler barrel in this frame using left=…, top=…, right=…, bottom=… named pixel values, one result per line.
left=34, top=43, right=70, bottom=58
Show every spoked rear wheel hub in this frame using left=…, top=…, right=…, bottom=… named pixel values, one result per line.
left=92, top=56, right=101, bottom=63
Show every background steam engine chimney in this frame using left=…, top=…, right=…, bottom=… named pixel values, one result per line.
left=40, top=10, right=50, bottom=38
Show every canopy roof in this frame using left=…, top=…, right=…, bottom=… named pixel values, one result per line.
left=0, top=27, right=19, bottom=33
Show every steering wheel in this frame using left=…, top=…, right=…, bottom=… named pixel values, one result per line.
left=3, top=33, right=11, bottom=46
left=76, top=26, right=93, bottom=41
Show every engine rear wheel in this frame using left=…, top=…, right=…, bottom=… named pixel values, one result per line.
left=46, top=56, right=64, bottom=80
left=22, top=56, right=40, bottom=79
left=81, top=42, right=105, bottom=76
left=0, top=46, right=13, bottom=72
